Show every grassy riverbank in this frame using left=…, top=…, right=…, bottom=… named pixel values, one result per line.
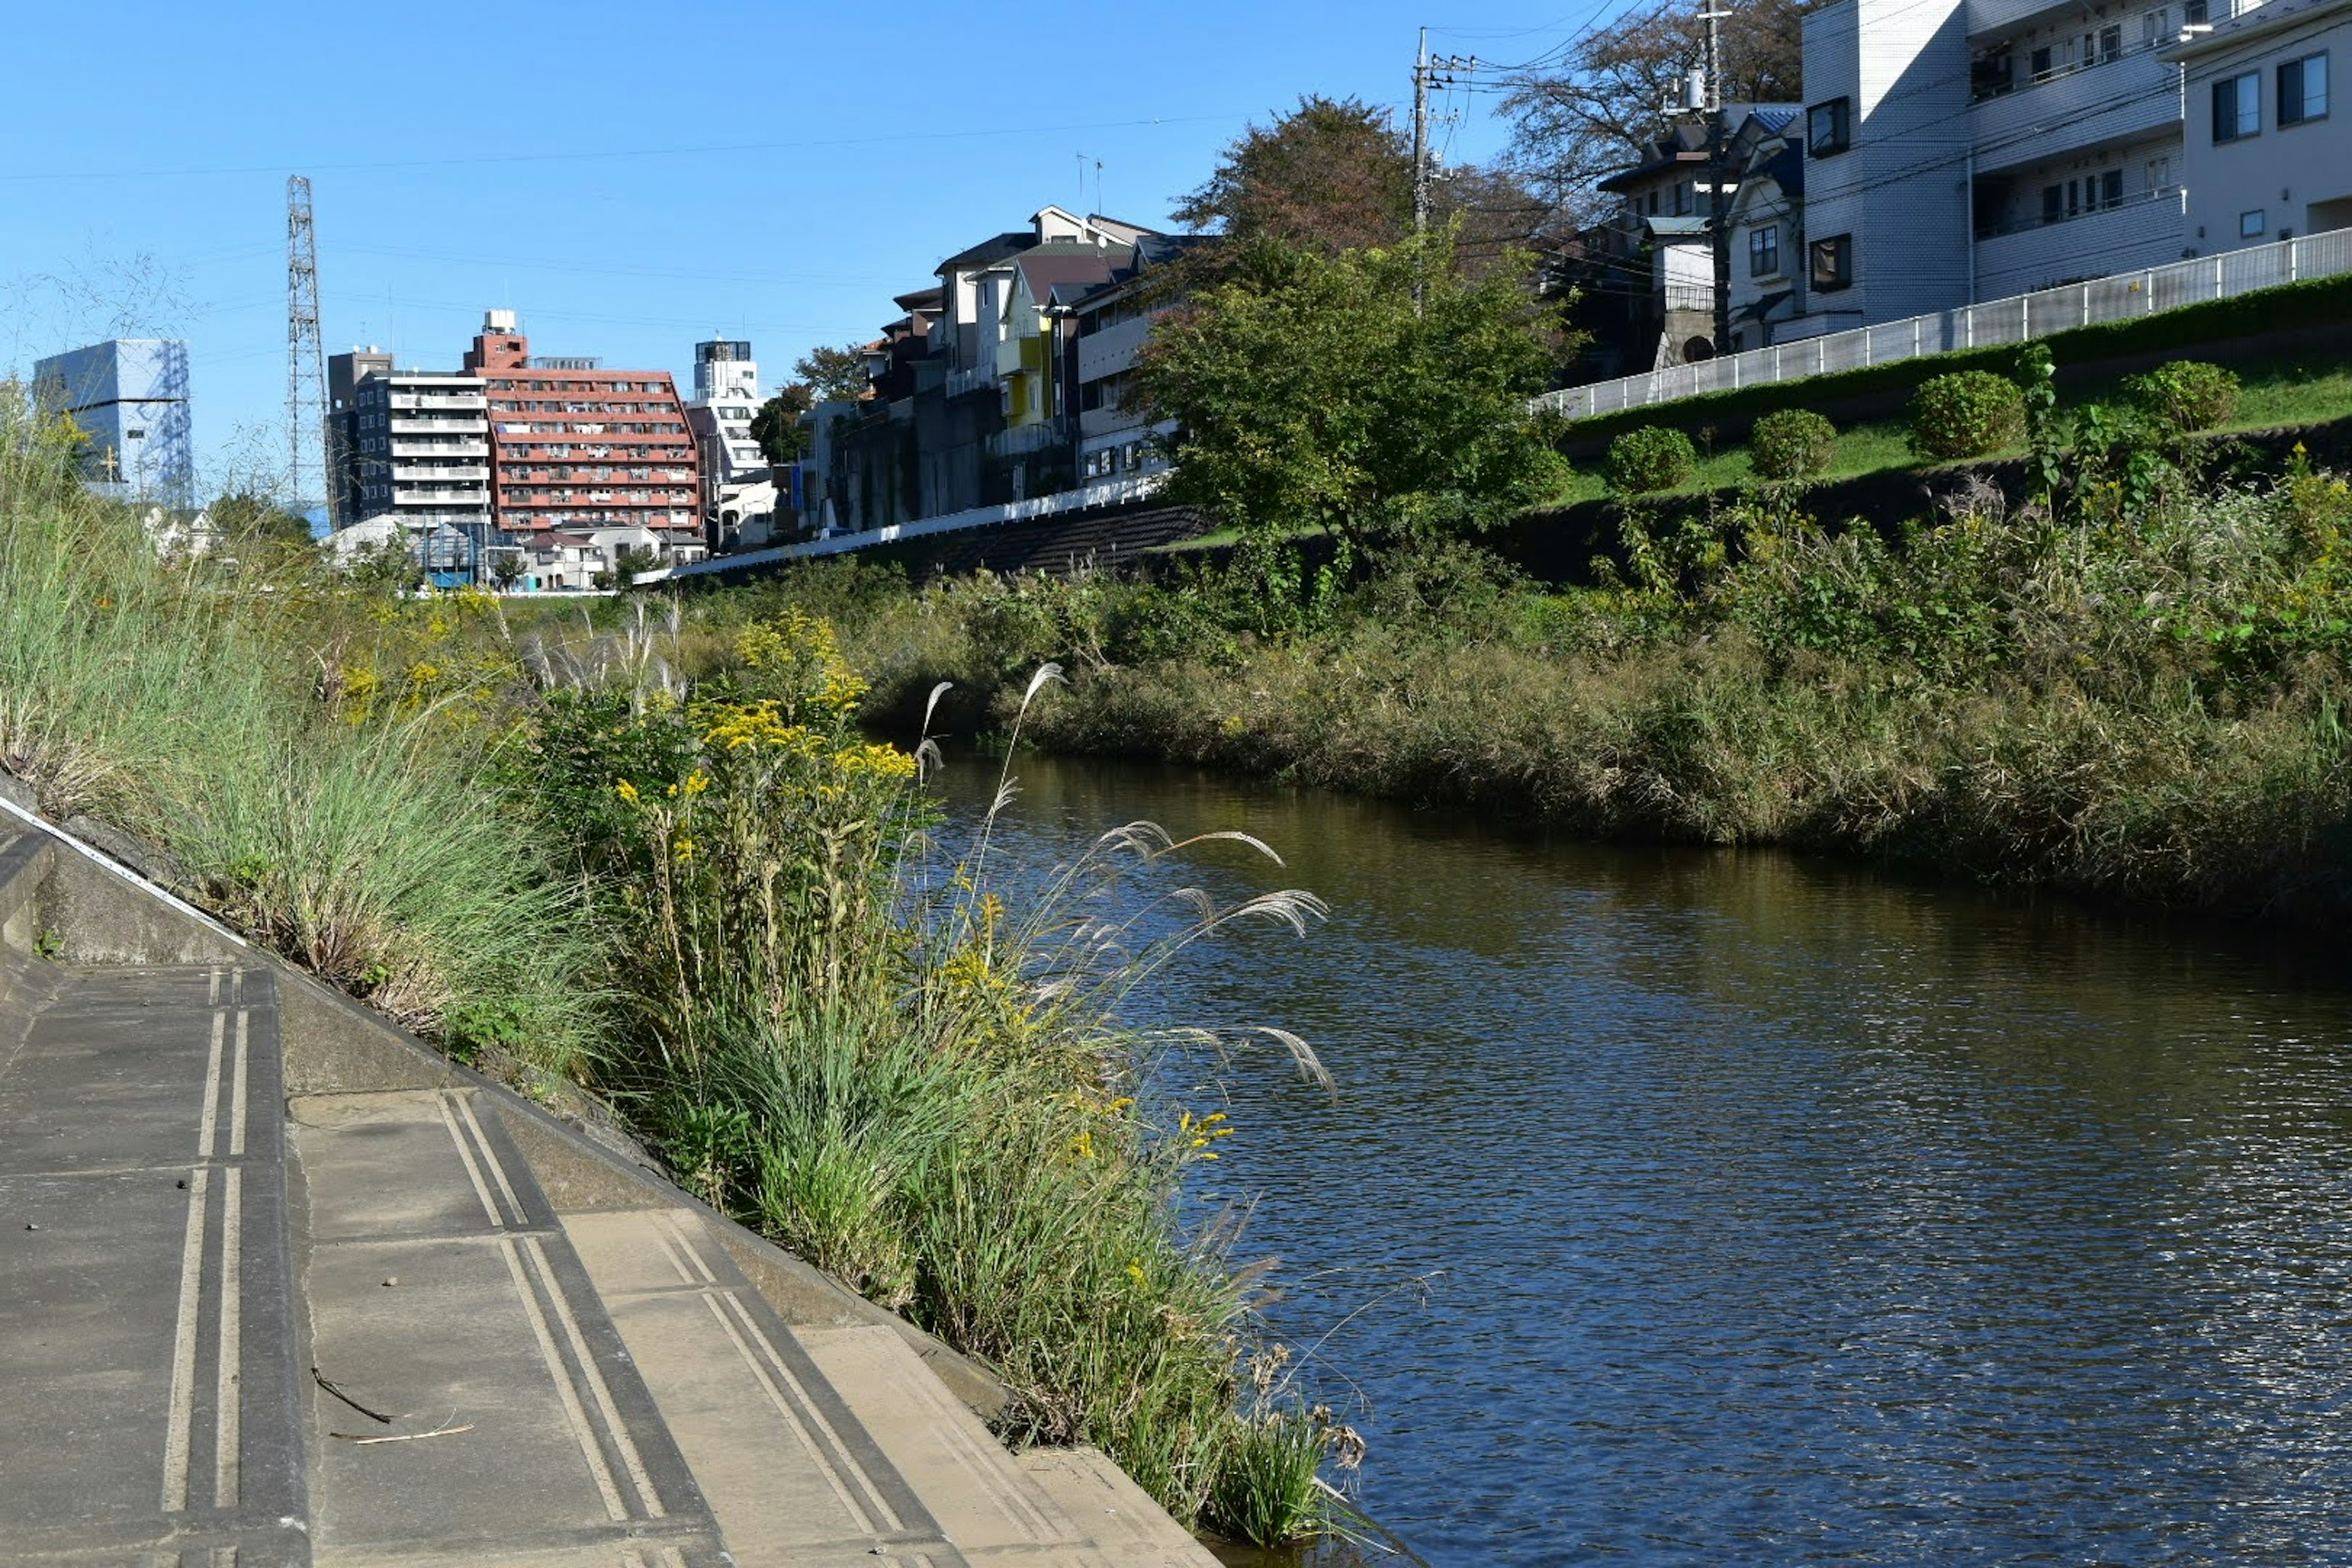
left=725, top=446, right=2352, bottom=925
left=0, top=404, right=1349, bottom=1545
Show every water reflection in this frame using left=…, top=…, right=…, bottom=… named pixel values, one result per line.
left=937, top=752, right=2352, bottom=1566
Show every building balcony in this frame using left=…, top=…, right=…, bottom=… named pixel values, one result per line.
left=1080, top=405, right=1148, bottom=441
left=388, top=417, right=486, bottom=435
left=1970, top=47, right=2179, bottom=173
left=985, top=418, right=1069, bottom=460
left=394, top=489, right=491, bottom=508
left=391, top=464, right=489, bottom=483
left=388, top=439, right=488, bottom=458
left=388, top=391, right=485, bottom=411
left=1076, top=315, right=1152, bottom=384
left=1973, top=187, right=2187, bottom=298
left=944, top=364, right=997, bottom=399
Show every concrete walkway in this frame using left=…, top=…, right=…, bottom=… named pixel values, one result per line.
left=0, top=821, right=1219, bottom=1567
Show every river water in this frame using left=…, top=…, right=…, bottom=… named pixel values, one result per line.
left=938, top=750, right=2352, bottom=1567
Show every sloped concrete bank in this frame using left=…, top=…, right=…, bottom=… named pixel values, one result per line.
left=0, top=777, right=1221, bottom=1566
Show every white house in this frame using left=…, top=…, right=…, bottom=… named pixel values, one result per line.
left=2163, top=0, right=2352, bottom=250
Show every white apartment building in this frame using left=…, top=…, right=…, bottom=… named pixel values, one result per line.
left=684, top=338, right=764, bottom=486
left=328, top=349, right=492, bottom=554
left=2165, top=0, right=2351, bottom=249
left=1785, top=0, right=2267, bottom=334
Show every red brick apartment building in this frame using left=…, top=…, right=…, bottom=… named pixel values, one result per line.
left=462, top=310, right=702, bottom=551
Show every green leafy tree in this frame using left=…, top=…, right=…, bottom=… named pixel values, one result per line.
left=1134, top=227, right=1572, bottom=554
left=750, top=385, right=815, bottom=463
left=1175, top=95, right=1415, bottom=255
left=793, top=344, right=872, bottom=402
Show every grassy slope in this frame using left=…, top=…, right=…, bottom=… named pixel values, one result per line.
left=1547, top=356, right=2352, bottom=506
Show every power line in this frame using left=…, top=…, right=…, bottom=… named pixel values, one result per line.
left=0, top=111, right=1258, bottom=186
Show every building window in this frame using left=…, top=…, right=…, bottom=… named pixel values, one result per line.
left=1810, top=233, right=1854, bottom=290
left=2280, top=53, right=2329, bottom=125
left=2241, top=208, right=2267, bottom=238
left=2214, top=70, right=2260, bottom=141
left=2097, top=23, right=2122, bottom=62
left=1807, top=97, right=1852, bottom=155
left=2184, top=0, right=2208, bottom=20
left=2043, top=184, right=2066, bottom=224
left=2099, top=168, right=2125, bottom=208
left=1748, top=225, right=1781, bottom=276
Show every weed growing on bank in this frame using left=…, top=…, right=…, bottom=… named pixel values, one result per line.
left=504, top=609, right=1355, bottom=1540
left=0, top=397, right=600, bottom=1071
left=725, top=426, right=2352, bottom=924
left=0, top=403, right=1358, bottom=1544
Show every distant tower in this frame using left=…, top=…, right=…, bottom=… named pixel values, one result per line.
left=286, top=176, right=327, bottom=513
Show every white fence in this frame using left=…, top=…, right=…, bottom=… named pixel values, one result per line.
left=1537, top=228, right=2352, bottom=423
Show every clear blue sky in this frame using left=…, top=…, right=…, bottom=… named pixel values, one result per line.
left=0, top=1, right=1613, bottom=490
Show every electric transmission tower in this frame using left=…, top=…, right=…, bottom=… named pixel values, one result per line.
left=286, top=175, right=326, bottom=518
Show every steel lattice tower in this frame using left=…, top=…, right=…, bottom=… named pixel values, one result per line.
left=286, top=175, right=326, bottom=516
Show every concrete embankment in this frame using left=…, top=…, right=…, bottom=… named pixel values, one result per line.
left=0, top=799, right=1218, bottom=1566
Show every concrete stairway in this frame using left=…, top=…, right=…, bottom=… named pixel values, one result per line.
left=0, top=818, right=1221, bottom=1568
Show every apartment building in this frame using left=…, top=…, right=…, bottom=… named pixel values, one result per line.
left=462, top=311, right=704, bottom=558
left=684, top=337, right=764, bottom=486
left=1069, top=233, right=1210, bottom=481
left=1776, top=0, right=2254, bottom=336
left=328, top=349, right=492, bottom=548
left=2165, top=0, right=2351, bottom=249
left=32, top=339, right=194, bottom=508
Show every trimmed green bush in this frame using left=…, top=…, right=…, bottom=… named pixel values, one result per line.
left=1907, top=371, right=2027, bottom=460
left=1606, top=426, right=1697, bottom=494
left=1749, top=409, right=1839, bottom=481
left=2126, top=360, right=2241, bottom=434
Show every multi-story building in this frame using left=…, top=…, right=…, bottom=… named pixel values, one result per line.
left=32, top=339, right=194, bottom=508
left=684, top=338, right=764, bottom=487
left=1068, top=233, right=1210, bottom=482
left=462, top=311, right=704, bottom=559
left=327, top=349, right=492, bottom=557
left=1782, top=0, right=2245, bottom=335
left=2165, top=0, right=2352, bottom=251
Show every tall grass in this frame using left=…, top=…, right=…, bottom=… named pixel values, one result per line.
left=506, top=608, right=1351, bottom=1540
left=0, top=396, right=601, bottom=1074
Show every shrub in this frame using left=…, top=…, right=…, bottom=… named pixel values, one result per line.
left=2125, top=359, right=2241, bottom=434
left=1607, top=426, right=1697, bottom=494
left=1907, top=371, right=2027, bottom=460
left=1749, top=409, right=1839, bottom=481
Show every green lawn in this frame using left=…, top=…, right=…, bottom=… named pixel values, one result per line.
left=1549, top=353, right=2352, bottom=507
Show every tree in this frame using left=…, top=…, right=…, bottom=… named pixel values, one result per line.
left=1174, top=95, right=1415, bottom=255
left=1500, top=0, right=1808, bottom=228
left=1133, top=227, right=1571, bottom=554
left=793, top=344, right=871, bottom=403
left=750, top=385, right=815, bottom=463
left=206, top=488, right=313, bottom=548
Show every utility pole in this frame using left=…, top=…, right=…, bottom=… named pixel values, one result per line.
left=1412, top=27, right=1431, bottom=236
left=286, top=175, right=326, bottom=521
left=1697, top=5, right=1735, bottom=357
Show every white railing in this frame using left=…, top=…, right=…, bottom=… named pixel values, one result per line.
left=1537, top=228, right=2352, bottom=422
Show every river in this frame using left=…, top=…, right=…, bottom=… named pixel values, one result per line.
left=937, top=750, right=2352, bottom=1567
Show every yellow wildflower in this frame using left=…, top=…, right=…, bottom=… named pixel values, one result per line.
left=615, top=779, right=640, bottom=804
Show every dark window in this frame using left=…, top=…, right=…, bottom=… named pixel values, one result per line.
left=2214, top=70, right=2260, bottom=141
left=2100, top=168, right=2125, bottom=206
left=2098, top=23, right=2122, bottom=61
left=1807, top=97, right=1852, bottom=155
left=1749, top=224, right=1781, bottom=276
left=2031, top=45, right=2056, bottom=78
left=1810, top=233, right=1855, bottom=290
left=2043, top=184, right=2065, bottom=224
left=2280, top=53, right=2329, bottom=125
left=2184, top=0, right=2209, bottom=20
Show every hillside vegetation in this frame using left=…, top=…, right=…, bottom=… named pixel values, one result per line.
left=728, top=381, right=2352, bottom=925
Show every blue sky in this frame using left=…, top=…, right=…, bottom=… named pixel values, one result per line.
left=0, top=1, right=1611, bottom=489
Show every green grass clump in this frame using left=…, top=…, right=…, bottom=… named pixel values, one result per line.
left=0, top=395, right=600, bottom=1074
left=503, top=609, right=1353, bottom=1542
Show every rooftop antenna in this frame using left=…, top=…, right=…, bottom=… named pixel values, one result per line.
left=287, top=175, right=326, bottom=518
